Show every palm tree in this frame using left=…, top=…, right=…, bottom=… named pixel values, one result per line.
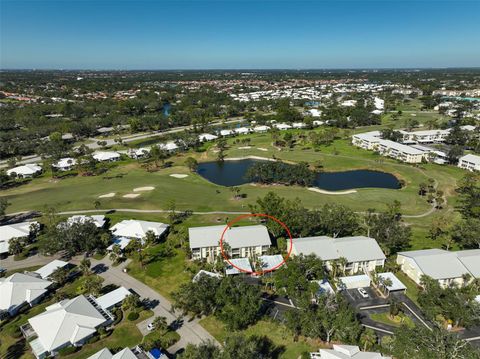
left=360, top=328, right=377, bottom=351
left=338, top=257, right=348, bottom=276
left=122, top=294, right=141, bottom=312
left=79, top=258, right=91, bottom=276
left=8, top=237, right=24, bottom=255
left=152, top=316, right=168, bottom=334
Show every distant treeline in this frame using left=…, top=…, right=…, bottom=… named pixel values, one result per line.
left=245, top=161, right=315, bottom=186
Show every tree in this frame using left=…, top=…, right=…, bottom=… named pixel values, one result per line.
left=456, top=172, right=480, bottom=219
left=50, top=266, right=69, bottom=285
left=360, top=328, right=377, bottom=352
left=80, top=275, right=103, bottom=296
left=8, top=237, right=24, bottom=255
left=451, top=217, right=480, bottom=249
left=109, top=244, right=122, bottom=263
left=0, top=197, right=10, bottom=217
left=185, top=157, right=198, bottom=172
left=180, top=341, right=221, bottom=359
left=79, top=258, right=92, bottom=276
left=122, top=294, right=141, bottom=312
left=152, top=316, right=168, bottom=334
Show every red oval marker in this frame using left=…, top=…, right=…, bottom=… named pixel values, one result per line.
left=219, top=213, right=293, bottom=276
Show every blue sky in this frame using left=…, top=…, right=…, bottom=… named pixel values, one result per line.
left=1, top=0, right=479, bottom=69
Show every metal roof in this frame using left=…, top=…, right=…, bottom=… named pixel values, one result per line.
left=225, top=258, right=253, bottom=275
left=34, top=260, right=69, bottom=279
left=189, top=225, right=271, bottom=249
left=378, top=272, right=407, bottom=292
left=259, top=255, right=285, bottom=271
left=95, top=287, right=131, bottom=310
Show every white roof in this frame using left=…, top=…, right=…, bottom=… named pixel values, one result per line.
left=95, top=287, right=130, bottom=310
left=110, top=220, right=168, bottom=239
left=93, top=151, right=121, bottom=161
left=6, top=163, right=42, bottom=176
left=378, top=272, right=407, bottom=292
left=225, top=258, right=253, bottom=275
left=29, top=295, right=108, bottom=351
left=397, top=249, right=476, bottom=280
left=308, top=109, right=321, bottom=117
left=34, top=260, right=69, bottom=279
left=192, top=270, right=222, bottom=282
left=198, top=133, right=218, bottom=141
left=315, top=344, right=391, bottom=358
left=293, top=236, right=385, bottom=263
left=253, top=125, right=270, bottom=132
left=292, top=122, right=307, bottom=128
left=459, top=154, right=480, bottom=165
left=315, top=279, right=335, bottom=295
left=379, top=139, right=425, bottom=155
left=220, top=129, right=234, bottom=136
left=67, top=215, right=106, bottom=228
left=53, top=158, right=77, bottom=169
left=0, top=221, right=38, bottom=254
left=259, top=255, right=285, bottom=271
left=158, top=141, right=179, bottom=151
left=189, top=225, right=271, bottom=249
left=0, top=273, right=51, bottom=313
left=338, top=274, right=371, bottom=286
left=274, top=123, right=292, bottom=130
left=88, top=347, right=138, bottom=359
left=234, top=127, right=250, bottom=134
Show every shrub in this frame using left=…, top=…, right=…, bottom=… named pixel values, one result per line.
left=112, top=309, right=123, bottom=325
left=58, top=346, right=78, bottom=356
left=127, top=311, right=139, bottom=321
left=86, top=335, right=100, bottom=344
left=7, top=325, right=23, bottom=338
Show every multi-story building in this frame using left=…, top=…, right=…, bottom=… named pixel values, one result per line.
left=458, top=154, right=480, bottom=172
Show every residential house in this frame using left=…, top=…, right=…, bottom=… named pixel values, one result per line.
left=377, top=139, right=426, bottom=163
left=33, top=260, right=70, bottom=280
left=108, top=220, right=169, bottom=250
left=66, top=215, right=106, bottom=228
left=0, top=221, right=39, bottom=255
left=198, top=133, right=218, bottom=142
left=234, top=127, right=251, bottom=135
left=6, top=164, right=42, bottom=178
left=458, top=154, right=480, bottom=172
left=53, top=158, right=77, bottom=171
left=253, top=125, right=270, bottom=133
left=292, top=236, right=386, bottom=274
left=188, top=224, right=271, bottom=261
left=396, top=249, right=480, bottom=288
left=93, top=151, right=121, bottom=162
left=26, top=295, right=114, bottom=358
left=0, top=273, right=52, bottom=316
left=310, top=344, right=391, bottom=359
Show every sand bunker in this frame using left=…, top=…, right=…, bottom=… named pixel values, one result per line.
left=133, top=186, right=155, bottom=192
left=308, top=187, right=357, bottom=195
left=238, top=146, right=252, bottom=149
left=170, top=174, right=189, bottom=179
left=257, top=148, right=268, bottom=151
left=123, top=193, right=141, bottom=198
left=98, top=192, right=116, bottom=198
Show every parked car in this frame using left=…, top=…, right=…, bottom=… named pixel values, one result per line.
left=147, top=322, right=155, bottom=331
left=357, top=288, right=369, bottom=298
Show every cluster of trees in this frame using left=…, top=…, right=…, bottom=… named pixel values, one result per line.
left=418, top=276, right=480, bottom=328
left=180, top=334, right=279, bottom=359
left=250, top=192, right=359, bottom=238
left=172, top=275, right=263, bottom=330
left=245, top=161, right=315, bottom=187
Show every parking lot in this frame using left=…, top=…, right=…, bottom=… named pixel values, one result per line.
left=342, top=286, right=388, bottom=309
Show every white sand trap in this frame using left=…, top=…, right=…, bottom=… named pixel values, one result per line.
left=98, top=192, right=116, bottom=198
left=133, top=186, right=155, bottom=192
left=123, top=193, right=141, bottom=198
left=308, top=187, right=357, bottom=195
left=170, top=174, right=189, bottom=179
left=257, top=148, right=268, bottom=151
left=238, top=146, right=252, bottom=149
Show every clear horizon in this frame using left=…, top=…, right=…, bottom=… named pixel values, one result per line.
left=1, top=0, right=480, bottom=70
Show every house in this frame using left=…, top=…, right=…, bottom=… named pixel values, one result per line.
left=310, top=344, right=391, bottom=359
left=376, top=139, right=426, bottom=163
left=158, top=141, right=179, bottom=152
left=225, top=258, right=253, bottom=275
left=33, top=260, right=70, bottom=280
left=53, top=158, right=77, bottom=171
left=110, top=220, right=169, bottom=240
left=307, top=109, right=322, bottom=117
left=88, top=346, right=165, bottom=359
left=188, top=224, right=271, bottom=261
left=26, top=295, right=113, bottom=358
left=0, top=221, right=39, bottom=255
left=67, top=215, right=106, bottom=228
left=6, top=164, right=42, bottom=178
left=0, top=273, right=52, bottom=316
left=253, top=125, right=270, bottom=133
left=351, top=131, right=381, bottom=150
left=234, top=127, right=251, bottom=135
left=93, top=151, right=121, bottom=162
left=292, top=122, right=307, bottom=129
left=396, top=249, right=480, bottom=288
left=220, top=129, right=234, bottom=136
left=127, top=147, right=150, bottom=159
left=292, top=236, right=386, bottom=274
left=198, top=133, right=218, bottom=142
left=95, top=286, right=131, bottom=311
left=458, top=154, right=480, bottom=172
left=274, top=123, right=292, bottom=130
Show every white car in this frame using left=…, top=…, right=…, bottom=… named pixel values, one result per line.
left=147, top=323, right=155, bottom=331
left=357, top=288, right=369, bottom=298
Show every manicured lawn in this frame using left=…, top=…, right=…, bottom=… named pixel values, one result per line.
left=395, top=271, right=422, bottom=306
left=370, top=312, right=415, bottom=328
left=199, top=316, right=326, bottom=359
left=127, top=247, right=191, bottom=301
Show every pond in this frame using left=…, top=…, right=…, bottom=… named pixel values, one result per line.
left=197, top=159, right=401, bottom=191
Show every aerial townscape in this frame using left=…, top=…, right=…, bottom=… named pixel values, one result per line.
left=1, top=1, right=480, bottom=359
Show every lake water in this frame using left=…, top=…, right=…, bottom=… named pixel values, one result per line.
left=197, top=159, right=401, bottom=191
